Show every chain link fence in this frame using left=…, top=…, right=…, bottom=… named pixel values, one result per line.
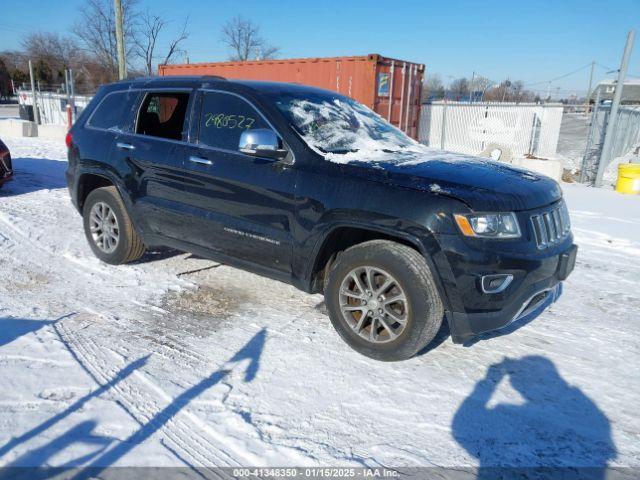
left=580, top=105, right=640, bottom=184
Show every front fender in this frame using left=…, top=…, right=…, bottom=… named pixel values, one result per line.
left=298, top=217, right=461, bottom=314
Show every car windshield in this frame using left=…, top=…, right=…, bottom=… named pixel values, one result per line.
left=270, top=91, right=416, bottom=154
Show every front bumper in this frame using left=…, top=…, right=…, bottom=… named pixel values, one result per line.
left=433, top=233, right=577, bottom=344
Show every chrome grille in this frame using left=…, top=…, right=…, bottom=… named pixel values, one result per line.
left=531, top=202, right=571, bottom=249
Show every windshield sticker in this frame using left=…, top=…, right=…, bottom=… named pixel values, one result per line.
left=205, top=113, right=255, bottom=130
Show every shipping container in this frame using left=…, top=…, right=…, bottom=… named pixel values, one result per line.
left=159, top=54, right=425, bottom=139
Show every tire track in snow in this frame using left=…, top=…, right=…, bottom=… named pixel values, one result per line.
left=0, top=200, right=258, bottom=467
left=2, top=185, right=320, bottom=466
left=56, top=318, right=241, bottom=469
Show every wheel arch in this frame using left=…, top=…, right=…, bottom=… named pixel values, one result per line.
left=307, top=224, right=437, bottom=292
left=75, top=169, right=131, bottom=214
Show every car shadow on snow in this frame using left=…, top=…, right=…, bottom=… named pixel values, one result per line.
left=452, top=355, right=616, bottom=480
left=0, top=157, right=68, bottom=196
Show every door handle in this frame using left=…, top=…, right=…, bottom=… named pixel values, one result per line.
left=189, top=156, right=213, bottom=166
left=116, top=142, right=135, bottom=150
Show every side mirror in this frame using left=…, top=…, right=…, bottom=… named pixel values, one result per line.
left=239, top=129, right=288, bottom=160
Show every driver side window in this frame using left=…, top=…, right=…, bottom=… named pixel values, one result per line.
left=198, top=92, right=271, bottom=151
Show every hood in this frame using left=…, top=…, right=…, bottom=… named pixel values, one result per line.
left=341, top=151, right=562, bottom=211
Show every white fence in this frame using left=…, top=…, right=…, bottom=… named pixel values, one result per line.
left=419, top=102, right=564, bottom=158
left=17, top=90, right=92, bottom=125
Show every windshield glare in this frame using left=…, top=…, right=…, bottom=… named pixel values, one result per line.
left=272, top=92, right=415, bottom=154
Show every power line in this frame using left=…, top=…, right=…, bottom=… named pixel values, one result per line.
left=524, top=62, right=593, bottom=87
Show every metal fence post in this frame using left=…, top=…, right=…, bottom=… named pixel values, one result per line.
left=440, top=101, right=448, bottom=150
left=595, top=29, right=635, bottom=187
left=28, top=59, right=40, bottom=125
left=69, top=68, right=75, bottom=123
left=580, top=88, right=601, bottom=184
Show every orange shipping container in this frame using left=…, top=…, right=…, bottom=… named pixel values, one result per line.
left=159, top=54, right=425, bottom=139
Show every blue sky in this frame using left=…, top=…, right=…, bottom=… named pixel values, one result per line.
left=1, top=0, right=639, bottom=94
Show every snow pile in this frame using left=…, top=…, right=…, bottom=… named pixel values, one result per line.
left=603, top=148, right=640, bottom=186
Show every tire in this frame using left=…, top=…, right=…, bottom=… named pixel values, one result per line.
left=325, top=240, right=443, bottom=361
left=82, top=186, right=146, bottom=265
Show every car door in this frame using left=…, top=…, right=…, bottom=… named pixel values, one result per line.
left=112, top=89, right=194, bottom=241
left=177, top=89, right=297, bottom=276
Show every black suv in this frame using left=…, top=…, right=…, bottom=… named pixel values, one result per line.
left=66, top=76, right=577, bottom=361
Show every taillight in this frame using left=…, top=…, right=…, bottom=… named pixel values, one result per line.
left=65, top=131, right=73, bottom=148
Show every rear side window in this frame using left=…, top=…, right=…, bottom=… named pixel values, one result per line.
left=87, top=91, right=138, bottom=131
left=136, top=92, right=190, bottom=141
left=198, top=92, right=270, bottom=151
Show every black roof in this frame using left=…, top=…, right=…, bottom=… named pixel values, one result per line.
left=109, top=75, right=342, bottom=97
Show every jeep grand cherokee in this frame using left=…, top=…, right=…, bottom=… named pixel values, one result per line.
left=65, top=76, right=577, bottom=361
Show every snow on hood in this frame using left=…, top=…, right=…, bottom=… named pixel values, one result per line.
left=282, top=97, right=483, bottom=165
left=281, top=95, right=561, bottom=209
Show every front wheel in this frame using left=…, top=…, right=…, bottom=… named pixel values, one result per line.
left=82, top=186, right=146, bottom=265
left=325, top=240, right=444, bottom=361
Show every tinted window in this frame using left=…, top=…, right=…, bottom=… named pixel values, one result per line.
left=136, top=92, right=190, bottom=141
left=88, top=91, right=138, bottom=131
left=198, top=92, right=270, bottom=151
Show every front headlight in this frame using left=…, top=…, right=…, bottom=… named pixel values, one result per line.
left=454, top=212, right=521, bottom=239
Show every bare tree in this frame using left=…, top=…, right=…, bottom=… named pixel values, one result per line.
left=422, top=74, right=445, bottom=101
left=221, top=16, right=279, bottom=61
left=134, top=12, right=163, bottom=75
left=483, top=79, right=536, bottom=103
left=21, top=32, right=80, bottom=69
left=73, top=0, right=138, bottom=80
left=449, top=77, right=469, bottom=100
left=135, top=12, right=189, bottom=75
left=21, top=32, right=88, bottom=87
left=160, top=18, right=189, bottom=66
left=469, top=74, right=492, bottom=97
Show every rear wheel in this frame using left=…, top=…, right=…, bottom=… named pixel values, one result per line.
left=82, top=186, right=146, bottom=264
left=325, top=240, right=443, bottom=361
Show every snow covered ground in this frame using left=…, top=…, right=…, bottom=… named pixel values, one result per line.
left=0, top=137, right=639, bottom=473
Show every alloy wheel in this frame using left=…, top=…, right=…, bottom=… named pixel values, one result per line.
left=89, top=201, right=120, bottom=254
left=338, top=266, right=409, bottom=343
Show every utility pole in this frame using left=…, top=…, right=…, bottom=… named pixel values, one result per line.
left=584, top=60, right=595, bottom=113
left=114, top=0, right=126, bottom=80
left=69, top=68, right=75, bottom=123
left=470, top=71, right=475, bottom=103
left=595, top=29, right=635, bottom=187
left=28, top=59, right=40, bottom=125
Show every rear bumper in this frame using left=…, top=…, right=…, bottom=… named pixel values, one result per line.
left=432, top=233, right=577, bottom=344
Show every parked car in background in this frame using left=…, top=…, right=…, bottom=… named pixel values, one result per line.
left=65, top=76, right=577, bottom=361
left=0, top=138, right=12, bottom=187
